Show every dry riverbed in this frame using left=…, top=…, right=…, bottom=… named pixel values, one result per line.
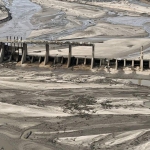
left=0, top=0, right=150, bottom=150
left=29, top=0, right=150, bottom=40
left=0, top=64, right=149, bottom=150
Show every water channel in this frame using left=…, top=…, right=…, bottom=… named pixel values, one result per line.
left=0, top=0, right=41, bottom=39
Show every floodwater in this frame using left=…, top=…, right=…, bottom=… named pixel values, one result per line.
left=0, top=0, right=41, bottom=39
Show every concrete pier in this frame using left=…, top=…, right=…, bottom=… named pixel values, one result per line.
left=107, top=60, right=110, bottom=67
left=21, top=43, right=27, bottom=64
left=54, top=57, right=56, bottom=64
left=115, top=59, right=118, bottom=70
left=0, top=42, right=4, bottom=63
left=99, top=59, right=102, bottom=67
left=132, top=60, right=134, bottom=68
left=56, top=56, right=61, bottom=63
left=124, top=59, right=126, bottom=67
left=101, top=59, right=105, bottom=65
left=39, top=57, right=42, bottom=63
left=76, top=58, right=79, bottom=65
left=61, top=57, right=64, bottom=64
left=9, top=42, right=13, bottom=61
left=91, top=45, right=95, bottom=69
left=84, top=57, right=86, bottom=65
left=140, top=46, right=143, bottom=71
left=67, top=44, right=72, bottom=68
left=31, top=56, right=34, bottom=63
left=149, top=60, right=150, bottom=69
left=44, top=44, right=49, bottom=65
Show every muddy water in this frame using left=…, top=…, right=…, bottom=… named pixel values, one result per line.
left=0, top=0, right=41, bottom=39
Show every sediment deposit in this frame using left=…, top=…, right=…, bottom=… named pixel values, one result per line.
left=0, top=66, right=149, bottom=150
left=0, top=0, right=150, bottom=150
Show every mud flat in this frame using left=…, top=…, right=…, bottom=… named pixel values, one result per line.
left=29, top=0, right=150, bottom=40
left=0, top=65, right=149, bottom=150
left=0, top=0, right=41, bottom=39
left=0, top=0, right=150, bottom=149
left=0, top=0, right=10, bottom=24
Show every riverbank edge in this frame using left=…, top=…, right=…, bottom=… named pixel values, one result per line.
left=0, top=5, right=12, bottom=24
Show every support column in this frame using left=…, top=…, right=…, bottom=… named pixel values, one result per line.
left=61, top=57, right=64, bottom=64
left=91, top=45, right=94, bottom=69
left=39, top=57, right=42, bottom=63
left=101, top=59, right=105, bottom=65
left=124, top=59, right=126, bottom=67
left=140, top=46, right=143, bottom=71
left=21, top=43, right=27, bottom=64
left=54, top=57, right=56, bottom=64
left=67, top=44, right=72, bottom=68
left=57, top=56, right=61, bottom=63
left=84, top=57, right=86, bottom=65
left=132, top=60, right=134, bottom=68
left=9, top=42, right=13, bottom=61
left=44, top=44, right=49, bottom=65
left=99, top=59, right=102, bottom=67
left=14, top=37, right=16, bottom=52
left=149, top=60, right=150, bottom=69
left=115, top=59, right=118, bottom=70
left=6, top=37, right=9, bottom=60
left=107, top=59, right=110, bottom=67
left=0, top=42, right=4, bottom=63
left=17, top=37, right=19, bottom=62
left=31, top=56, right=34, bottom=63
left=76, top=58, right=79, bottom=65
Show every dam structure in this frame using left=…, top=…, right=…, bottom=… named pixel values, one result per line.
left=0, top=37, right=150, bottom=71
